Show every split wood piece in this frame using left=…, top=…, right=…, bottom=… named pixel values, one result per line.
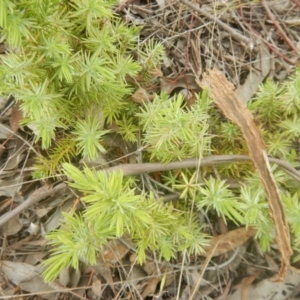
left=198, top=69, right=292, bottom=281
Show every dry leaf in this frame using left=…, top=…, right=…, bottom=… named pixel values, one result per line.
left=149, top=67, right=163, bottom=77
left=100, top=239, right=130, bottom=264
left=180, top=89, right=198, bottom=108
left=199, top=70, right=292, bottom=280
left=92, top=278, right=102, bottom=297
left=131, top=88, right=154, bottom=103
left=1, top=260, right=43, bottom=284
left=204, top=227, right=256, bottom=257
left=10, top=102, right=23, bottom=132
left=236, top=45, right=271, bottom=103
left=3, top=138, right=27, bottom=171
left=228, top=269, right=300, bottom=300
left=94, top=260, right=116, bottom=295
left=19, top=277, right=55, bottom=300
left=141, top=277, right=160, bottom=299
left=215, top=280, right=232, bottom=300
left=58, top=267, right=70, bottom=287
left=1, top=215, right=23, bottom=236
left=0, top=123, right=12, bottom=139
left=241, top=273, right=259, bottom=300
left=160, top=74, right=199, bottom=94
left=0, top=144, right=5, bottom=159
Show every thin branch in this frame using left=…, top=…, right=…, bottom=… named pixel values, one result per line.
left=106, top=154, right=300, bottom=182
left=179, top=0, right=253, bottom=46
left=0, top=183, right=67, bottom=228
left=262, top=0, right=300, bottom=57
left=1, top=155, right=300, bottom=228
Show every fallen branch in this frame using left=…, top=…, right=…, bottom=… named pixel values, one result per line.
left=1, top=155, right=300, bottom=230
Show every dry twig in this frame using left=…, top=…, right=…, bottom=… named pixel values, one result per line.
left=1, top=155, right=300, bottom=231
left=262, top=0, right=300, bottom=57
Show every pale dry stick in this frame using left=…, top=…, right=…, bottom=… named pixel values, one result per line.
left=180, top=0, right=253, bottom=46
left=1, top=154, right=300, bottom=228
left=262, top=0, right=300, bottom=57
left=0, top=123, right=40, bottom=157
left=189, top=240, right=220, bottom=300
left=0, top=183, right=67, bottom=228
left=107, top=155, right=300, bottom=182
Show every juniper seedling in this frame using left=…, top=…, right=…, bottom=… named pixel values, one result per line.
left=0, top=0, right=164, bottom=177
left=39, top=68, right=300, bottom=281
left=2, top=0, right=300, bottom=286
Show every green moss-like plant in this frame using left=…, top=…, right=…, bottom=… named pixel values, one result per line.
left=2, top=0, right=300, bottom=286
left=0, top=0, right=164, bottom=177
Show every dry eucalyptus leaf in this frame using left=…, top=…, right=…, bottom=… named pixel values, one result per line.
left=80, top=151, right=108, bottom=167
left=0, top=144, right=5, bottom=159
left=100, top=238, right=130, bottom=263
left=3, top=138, right=27, bottom=170
left=0, top=175, right=24, bottom=202
left=228, top=269, right=300, bottom=300
left=204, top=227, right=256, bottom=257
left=70, top=269, right=81, bottom=288
left=131, top=88, right=154, bottom=103
left=35, top=193, right=72, bottom=219
left=143, top=261, right=158, bottom=275
left=235, top=45, right=271, bottom=103
left=93, top=259, right=116, bottom=295
left=19, top=276, right=55, bottom=300
left=43, top=199, right=73, bottom=233
left=125, top=265, right=147, bottom=282
left=0, top=123, right=12, bottom=139
left=188, top=269, right=211, bottom=288
left=24, top=252, right=48, bottom=265
left=180, top=89, right=198, bottom=107
left=1, top=260, right=43, bottom=285
left=141, top=277, right=160, bottom=299
left=268, top=0, right=289, bottom=13
left=160, top=74, right=199, bottom=94
left=10, top=102, right=23, bottom=132
left=1, top=215, right=23, bottom=236
left=156, top=0, right=166, bottom=10
left=92, top=278, right=102, bottom=297
left=59, top=267, right=70, bottom=287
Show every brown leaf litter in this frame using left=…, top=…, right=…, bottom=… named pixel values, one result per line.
left=1, top=0, right=300, bottom=299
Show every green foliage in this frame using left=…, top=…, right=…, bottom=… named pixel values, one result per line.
left=0, top=0, right=164, bottom=173
left=42, top=67, right=300, bottom=281
left=137, top=91, right=212, bottom=162
left=248, top=79, right=286, bottom=126
left=3, top=0, right=300, bottom=286
left=195, top=177, right=245, bottom=224
left=32, top=136, right=77, bottom=179
left=116, top=115, right=139, bottom=142
left=43, top=164, right=210, bottom=282
left=73, top=116, right=110, bottom=160
left=43, top=212, right=115, bottom=282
